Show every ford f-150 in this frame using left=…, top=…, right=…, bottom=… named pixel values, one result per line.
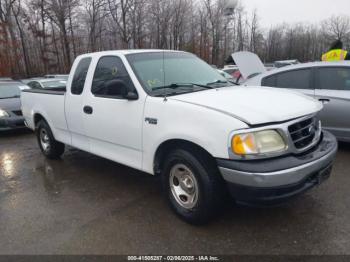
left=21, top=50, right=338, bottom=224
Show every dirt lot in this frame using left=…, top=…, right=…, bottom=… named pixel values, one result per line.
left=0, top=130, right=350, bottom=255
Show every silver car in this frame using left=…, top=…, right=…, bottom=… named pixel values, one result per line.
left=237, top=52, right=350, bottom=142
left=27, top=79, right=67, bottom=90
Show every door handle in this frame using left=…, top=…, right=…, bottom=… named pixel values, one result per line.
left=83, top=105, right=93, bottom=114
left=318, top=98, right=330, bottom=104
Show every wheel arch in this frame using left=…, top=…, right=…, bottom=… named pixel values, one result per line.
left=33, top=113, right=46, bottom=129
left=33, top=113, right=55, bottom=136
left=153, top=139, right=217, bottom=176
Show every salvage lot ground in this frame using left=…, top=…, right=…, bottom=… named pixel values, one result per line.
left=0, top=130, right=350, bottom=255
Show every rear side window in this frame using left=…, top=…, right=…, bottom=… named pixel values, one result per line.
left=91, top=56, right=135, bottom=98
left=275, top=69, right=312, bottom=89
left=263, top=69, right=312, bottom=89
left=317, top=67, right=350, bottom=91
left=71, top=57, right=92, bottom=95
left=262, top=75, right=276, bottom=86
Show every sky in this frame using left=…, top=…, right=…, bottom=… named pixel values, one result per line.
left=243, top=0, right=349, bottom=28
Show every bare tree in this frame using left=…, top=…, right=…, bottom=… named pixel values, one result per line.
left=108, top=0, right=133, bottom=48
left=85, top=0, right=107, bottom=51
left=322, top=15, right=350, bottom=43
left=1, top=0, right=350, bottom=77
left=47, top=0, right=79, bottom=70
left=0, top=0, right=17, bottom=75
left=12, top=0, right=30, bottom=76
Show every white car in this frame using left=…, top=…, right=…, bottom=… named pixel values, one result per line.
left=21, top=50, right=337, bottom=224
left=274, top=59, right=299, bottom=68
left=45, top=74, right=69, bottom=80
left=237, top=51, right=350, bottom=142
left=27, top=79, right=67, bottom=90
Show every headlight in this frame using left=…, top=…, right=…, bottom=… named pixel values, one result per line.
left=231, top=130, right=287, bottom=156
left=0, top=109, right=9, bottom=118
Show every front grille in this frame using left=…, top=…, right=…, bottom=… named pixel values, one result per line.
left=288, top=117, right=318, bottom=149
left=12, top=110, right=23, bottom=116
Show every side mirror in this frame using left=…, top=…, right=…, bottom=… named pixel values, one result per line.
left=105, top=79, right=138, bottom=100
left=125, top=91, right=138, bottom=100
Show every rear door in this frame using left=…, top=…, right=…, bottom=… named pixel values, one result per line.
left=315, top=66, right=350, bottom=141
left=261, top=68, right=315, bottom=97
left=65, top=57, right=92, bottom=151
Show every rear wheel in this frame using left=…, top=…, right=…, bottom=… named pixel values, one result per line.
left=161, top=148, right=224, bottom=224
left=36, top=120, right=65, bottom=159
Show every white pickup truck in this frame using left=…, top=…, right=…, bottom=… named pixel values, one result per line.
left=21, top=50, right=337, bottom=224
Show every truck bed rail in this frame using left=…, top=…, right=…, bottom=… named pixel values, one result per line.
left=22, top=88, right=66, bottom=95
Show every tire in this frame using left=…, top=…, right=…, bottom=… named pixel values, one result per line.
left=36, top=120, right=65, bottom=159
left=161, top=148, right=224, bottom=225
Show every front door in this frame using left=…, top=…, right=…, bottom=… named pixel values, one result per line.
left=315, top=66, right=350, bottom=141
left=83, top=55, right=145, bottom=169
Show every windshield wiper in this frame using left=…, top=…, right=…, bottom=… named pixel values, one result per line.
left=152, top=83, right=214, bottom=91
left=207, top=80, right=229, bottom=85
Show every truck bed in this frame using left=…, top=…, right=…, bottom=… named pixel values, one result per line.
left=21, top=88, right=69, bottom=143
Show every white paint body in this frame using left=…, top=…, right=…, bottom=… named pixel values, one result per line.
left=21, top=50, right=322, bottom=175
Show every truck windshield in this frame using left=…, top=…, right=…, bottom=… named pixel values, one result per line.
left=0, top=83, right=21, bottom=99
left=126, top=52, right=230, bottom=96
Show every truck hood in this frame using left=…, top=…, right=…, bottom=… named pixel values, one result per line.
left=0, top=97, right=21, bottom=111
left=170, top=86, right=322, bottom=125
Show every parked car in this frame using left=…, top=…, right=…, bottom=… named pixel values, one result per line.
left=0, top=81, right=29, bottom=131
left=44, top=74, right=69, bottom=80
left=222, top=65, right=239, bottom=76
left=222, top=67, right=245, bottom=84
left=274, top=59, right=299, bottom=68
left=27, top=79, right=67, bottom=90
left=21, top=78, right=45, bottom=85
left=239, top=52, right=350, bottom=142
left=217, top=69, right=236, bottom=84
left=21, top=50, right=337, bottom=224
left=265, top=64, right=276, bottom=71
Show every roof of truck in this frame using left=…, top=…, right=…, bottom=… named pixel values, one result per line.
left=77, top=49, right=186, bottom=59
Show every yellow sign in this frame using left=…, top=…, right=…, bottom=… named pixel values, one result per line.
left=322, top=49, right=348, bottom=62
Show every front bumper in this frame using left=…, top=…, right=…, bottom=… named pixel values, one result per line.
left=0, top=116, right=26, bottom=131
left=217, top=131, right=338, bottom=206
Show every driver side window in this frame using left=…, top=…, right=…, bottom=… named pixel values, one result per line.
left=91, top=56, right=136, bottom=98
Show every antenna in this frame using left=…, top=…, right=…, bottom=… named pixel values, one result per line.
left=162, top=49, right=167, bottom=101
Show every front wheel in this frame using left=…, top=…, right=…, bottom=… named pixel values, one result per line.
left=161, top=149, right=224, bottom=224
left=36, top=120, right=65, bottom=159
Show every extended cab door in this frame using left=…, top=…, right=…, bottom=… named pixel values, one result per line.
left=315, top=66, right=350, bottom=141
left=65, top=57, right=92, bottom=152
left=82, top=55, right=145, bottom=170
